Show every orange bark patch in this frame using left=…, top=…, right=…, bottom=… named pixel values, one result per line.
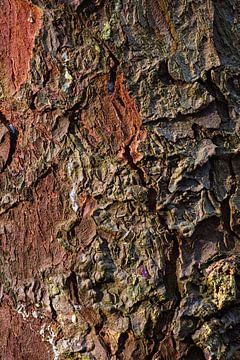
left=81, top=73, right=146, bottom=162
left=0, top=0, right=42, bottom=95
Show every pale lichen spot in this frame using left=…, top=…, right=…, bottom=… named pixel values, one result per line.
left=102, top=21, right=111, bottom=40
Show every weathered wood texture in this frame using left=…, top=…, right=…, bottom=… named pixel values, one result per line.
left=1, top=0, right=240, bottom=359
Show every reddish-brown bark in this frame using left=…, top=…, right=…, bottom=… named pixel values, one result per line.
left=81, top=73, right=146, bottom=162
left=0, top=0, right=42, bottom=95
left=0, top=296, right=52, bottom=360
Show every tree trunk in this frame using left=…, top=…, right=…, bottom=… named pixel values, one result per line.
left=1, top=0, right=240, bottom=359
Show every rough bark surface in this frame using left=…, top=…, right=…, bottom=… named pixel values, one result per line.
left=1, top=0, right=240, bottom=359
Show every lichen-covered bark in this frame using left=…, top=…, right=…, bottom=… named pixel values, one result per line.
left=1, top=0, right=240, bottom=359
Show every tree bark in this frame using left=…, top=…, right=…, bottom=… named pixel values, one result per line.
left=1, top=0, right=240, bottom=359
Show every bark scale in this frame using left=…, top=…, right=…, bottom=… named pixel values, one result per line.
left=0, top=1, right=240, bottom=359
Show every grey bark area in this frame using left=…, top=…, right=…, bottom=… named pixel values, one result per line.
left=1, top=0, right=240, bottom=359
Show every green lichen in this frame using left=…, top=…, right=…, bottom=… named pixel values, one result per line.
left=207, top=263, right=237, bottom=310
left=101, top=1, right=121, bottom=41
left=94, top=44, right=101, bottom=53
left=101, top=21, right=111, bottom=40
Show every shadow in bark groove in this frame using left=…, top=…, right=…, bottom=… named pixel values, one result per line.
left=0, top=111, right=18, bottom=173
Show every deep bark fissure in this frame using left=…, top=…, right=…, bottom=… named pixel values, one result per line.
left=0, top=111, right=18, bottom=173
